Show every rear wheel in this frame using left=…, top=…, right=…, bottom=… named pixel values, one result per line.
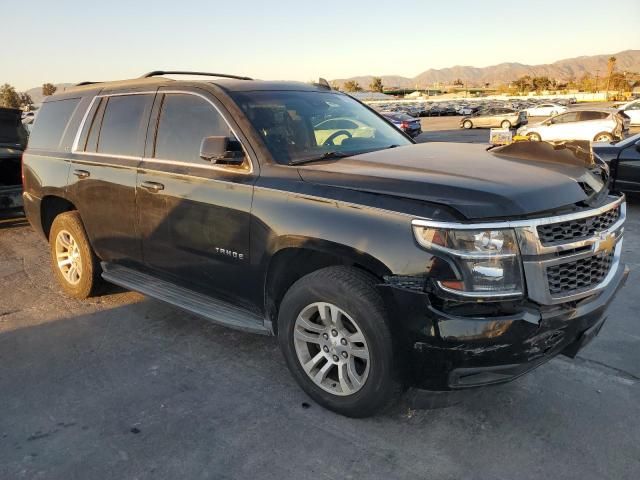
left=463, top=120, right=473, bottom=129
left=527, top=132, right=542, bottom=142
left=593, top=132, right=613, bottom=142
left=278, top=267, right=401, bottom=417
left=501, top=120, right=512, bottom=129
left=49, top=211, right=103, bottom=299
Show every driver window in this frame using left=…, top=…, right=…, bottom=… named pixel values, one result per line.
left=154, top=93, right=236, bottom=164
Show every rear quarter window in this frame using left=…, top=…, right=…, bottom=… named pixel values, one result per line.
left=578, top=111, right=609, bottom=121
left=28, top=98, right=81, bottom=150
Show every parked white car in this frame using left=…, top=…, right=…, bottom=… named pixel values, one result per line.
left=524, top=103, right=568, bottom=117
left=617, top=99, right=640, bottom=126
left=517, top=109, right=629, bottom=143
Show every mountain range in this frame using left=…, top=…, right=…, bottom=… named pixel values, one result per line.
left=331, top=50, right=640, bottom=89
left=23, top=83, right=73, bottom=105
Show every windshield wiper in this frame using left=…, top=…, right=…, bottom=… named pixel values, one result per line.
left=288, top=151, right=351, bottom=166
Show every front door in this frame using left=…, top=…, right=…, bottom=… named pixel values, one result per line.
left=541, top=111, right=580, bottom=141
left=136, top=89, right=257, bottom=307
left=616, top=144, right=640, bottom=192
left=69, top=91, right=155, bottom=264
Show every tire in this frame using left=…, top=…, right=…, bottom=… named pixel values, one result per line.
left=277, top=266, right=401, bottom=417
left=49, top=211, right=103, bottom=299
left=501, top=120, right=512, bottom=129
left=527, top=132, right=541, bottom=142
left=463, top=120, right=473, bottom=129
left=593, top=132, right=613, bottom=142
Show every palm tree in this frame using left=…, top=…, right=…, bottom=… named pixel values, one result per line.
left=605, top=56, right=617, bottom=100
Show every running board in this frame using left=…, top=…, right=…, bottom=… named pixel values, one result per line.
left=101, top=263, right=271, bottom=335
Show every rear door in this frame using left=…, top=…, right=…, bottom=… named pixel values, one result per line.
left=69, top=91, right=155, bottom=263
left=576, top=111, right=612, bottom=140
left=475, top=109, right=493, bottom=127
left=136, top=88, right=257, bottom=306
left=541, top=111, right=580, bottom=141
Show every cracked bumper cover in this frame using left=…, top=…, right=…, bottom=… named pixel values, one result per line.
left=379, top=263, right=629, bottom=391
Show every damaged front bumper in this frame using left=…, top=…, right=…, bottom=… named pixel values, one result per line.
left=380, top=262, right=629, bottom=391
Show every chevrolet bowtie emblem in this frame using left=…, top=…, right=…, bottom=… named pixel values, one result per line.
left=595, top=232, right=616, bottom=254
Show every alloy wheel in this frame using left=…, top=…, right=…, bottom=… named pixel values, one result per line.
left=293, top=302, right=370, bottom=396
left=55, top=229, right=82, bottom=285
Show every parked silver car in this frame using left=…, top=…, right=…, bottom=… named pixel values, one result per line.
left=460, top=107, right=527, bottom=129
left=517, top=108, right=630, bottom=143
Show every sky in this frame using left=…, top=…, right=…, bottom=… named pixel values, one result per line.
left=3, top=0, right=639, bottom=91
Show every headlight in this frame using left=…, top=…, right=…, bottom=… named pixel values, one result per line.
left=413, top=224, right=524, bottom=298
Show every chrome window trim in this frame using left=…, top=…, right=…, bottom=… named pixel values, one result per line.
left=413, top=195, right=626, bottom=305
left=72, top=151, right=142, bottom=162
left=140, top=157, right=251, bottom=175
left=71, top=90, right=254, bottom=175
left=71, top=95, right=99, bottom=152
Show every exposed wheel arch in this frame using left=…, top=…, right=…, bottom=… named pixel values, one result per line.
left=264, top=244, right=390, bottom=334
left=40, top=196, right=77, bottom=239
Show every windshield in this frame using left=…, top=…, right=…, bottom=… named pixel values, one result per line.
left=229, top=90, right=412, bottom=164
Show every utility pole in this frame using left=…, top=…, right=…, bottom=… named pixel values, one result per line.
left=594, top=70, right=600, bottom=93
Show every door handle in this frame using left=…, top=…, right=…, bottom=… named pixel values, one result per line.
left=73, top=169, right=90, bottom=179
left=140, top=181, right=165, bottom=193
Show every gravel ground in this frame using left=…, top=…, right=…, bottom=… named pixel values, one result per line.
left=0, top=136, right=639, bottom=479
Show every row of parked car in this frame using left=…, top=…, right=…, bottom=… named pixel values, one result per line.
left=375, top=97, right=640, bottom=144
left=372, top=97, right=579, bottom=119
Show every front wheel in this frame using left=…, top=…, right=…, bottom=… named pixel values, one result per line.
left=278, top=267, right=401, bottom=417
left=501, top=120, right=512, bottom=129
left=462, top=120, right=473, bottom=129
left=527, top=132, right=542, bottom=142
left=49, top=211, right=103, bottom=299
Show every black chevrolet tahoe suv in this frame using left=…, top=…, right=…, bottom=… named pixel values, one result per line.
left=23, top=71, right=628, bottom=417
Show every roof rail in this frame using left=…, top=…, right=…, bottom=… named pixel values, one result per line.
left=140, top=71, right=253, bottom=81
left=75, top=81, right=101, bottom=86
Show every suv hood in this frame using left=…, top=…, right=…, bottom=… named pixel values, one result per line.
left=297, top=142, right=607, bottom=220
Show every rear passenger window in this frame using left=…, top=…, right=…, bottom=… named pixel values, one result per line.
left=97, top=94, right=152, bottom=157
left=154, top=93, right=232, bottom=164
left=28, top=98, right=81, bottom=150
left=578, top=111, right=608, bottom=121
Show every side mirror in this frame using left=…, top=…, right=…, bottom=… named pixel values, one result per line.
left=635, top=139, right=640, bottom=153
left=200, top=136, right=244, bottom=164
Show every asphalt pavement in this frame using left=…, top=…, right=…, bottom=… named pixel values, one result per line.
left=1, top=128, right=639, bottom=479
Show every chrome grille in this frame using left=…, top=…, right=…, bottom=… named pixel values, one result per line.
left=537, top=206, right=620, bottom=246
left=546, top=251, right=614, bottom=296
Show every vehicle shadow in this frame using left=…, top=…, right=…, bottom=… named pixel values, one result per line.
left=1, top=296, right=637, bottom=479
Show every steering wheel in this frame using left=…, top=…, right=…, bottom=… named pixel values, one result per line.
left=323, top=130, right=353, bottom=146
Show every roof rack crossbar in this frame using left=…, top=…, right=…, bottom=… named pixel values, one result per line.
left=140, top=71, right=253, bottom=81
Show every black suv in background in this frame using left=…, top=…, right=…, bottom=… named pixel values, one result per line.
left=23, top=72, right=628, bottom=417
left=0, top=107, right=28, bottom=218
